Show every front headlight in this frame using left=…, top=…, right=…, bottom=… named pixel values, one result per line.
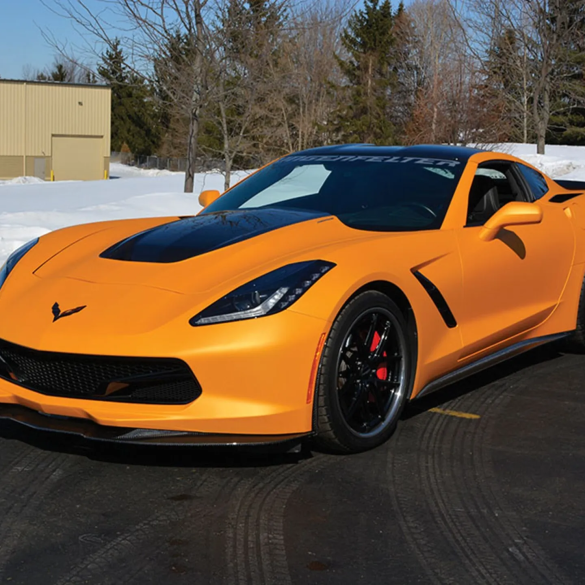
left=0, top=238, right=39, bottom=291
left=190, top=260, right=336, bottom=326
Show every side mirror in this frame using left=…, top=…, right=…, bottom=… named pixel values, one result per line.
left=479, top=202, right=543, bottom=242
left=198, top=189, right=221, bottom=208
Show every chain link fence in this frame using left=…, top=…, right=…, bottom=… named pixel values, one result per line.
left=111, top=152, right=225, bottom=173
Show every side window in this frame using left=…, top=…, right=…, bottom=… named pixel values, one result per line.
left=466, top=162, right=524, bottom=227
left=517, top=164, right=549, bottom=200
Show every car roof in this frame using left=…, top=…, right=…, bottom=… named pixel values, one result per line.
left=293, top=144, right=484, bottom=162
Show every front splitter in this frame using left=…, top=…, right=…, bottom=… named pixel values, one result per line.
left=0, top=403, right=311, bottom=450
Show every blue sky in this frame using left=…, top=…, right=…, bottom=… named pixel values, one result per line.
left=0, top=0, right=83, bottom=78
left=0, top=0, right=415, bottom=79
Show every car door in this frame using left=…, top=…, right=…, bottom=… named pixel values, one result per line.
left=455, top=161, right=575, bottom=357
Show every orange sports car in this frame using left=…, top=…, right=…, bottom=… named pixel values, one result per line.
left=1, top=145, right=585, bottom=453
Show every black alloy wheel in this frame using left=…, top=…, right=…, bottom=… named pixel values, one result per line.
left=314, top=291, right=413, bottom=453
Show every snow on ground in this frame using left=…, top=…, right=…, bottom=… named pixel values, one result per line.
left=0, top=165, right=251, bottom=264
left=491, top=143, right=585, bottom=180
left=3, top=144, right=585, bottom=266
left=108, top=162, right=179, bottom=179
left=0, top=176, right=46, bottom=186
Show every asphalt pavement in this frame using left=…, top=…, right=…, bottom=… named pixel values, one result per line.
left=0, top=344, right=583, bottom=584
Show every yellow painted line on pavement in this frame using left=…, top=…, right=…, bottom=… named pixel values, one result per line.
left=429, top=407, right=481, bottom=420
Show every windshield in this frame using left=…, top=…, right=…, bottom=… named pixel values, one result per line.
left=203, top=154, right=466, bottom=231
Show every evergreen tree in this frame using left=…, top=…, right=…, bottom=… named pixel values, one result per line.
left=483, top=27, right=530, bottom=142
left=50, top=63, right=71, bottom=82
left=152, top=32, right=197, bottom=157
left=83, top=70, right=97, bottom=84
left=547, top=0, right=585, bottom=144
left=224, top=0, right=285, bottom=62
left=36, top=62, right=74, bottom=83
left=333, top=0, right=404, bottom=145
left=98, top=41, right=161, bottom=155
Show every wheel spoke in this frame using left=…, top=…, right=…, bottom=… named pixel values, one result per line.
left=344, top=384, right=367, bottom=420
left=371, top=353, right=401, bottom=367
left=370, top=321, right=392, bottom=363
left=376, top=379, right=400, bottom=389
left=342, top=351, right=360, bottom=369
left=369, top=382, right=387, bottom=418
left=361, top=314, right=378, bottom=356
left=339, top=373, right=359, bottom=395
left=357, top=393, right=372, bottom=429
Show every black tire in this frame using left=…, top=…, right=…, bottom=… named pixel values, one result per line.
left=563, top=275, right=585, bottom=353
left=313, top=291, right=413, bottom=454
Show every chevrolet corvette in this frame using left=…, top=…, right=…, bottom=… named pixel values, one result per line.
left=1, top=144, right=585, bottom=453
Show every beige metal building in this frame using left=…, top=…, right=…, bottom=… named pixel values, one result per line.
left=0, top=79, right=111, bottom=181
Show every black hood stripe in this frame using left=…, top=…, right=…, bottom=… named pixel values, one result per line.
left=100, top=208, right=329, bottom=263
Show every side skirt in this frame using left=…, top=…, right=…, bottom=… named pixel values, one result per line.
left=414, top=332, right=571, bottom=400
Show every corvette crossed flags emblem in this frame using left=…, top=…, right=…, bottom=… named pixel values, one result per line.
left=51, top=302, right=87, bottom=323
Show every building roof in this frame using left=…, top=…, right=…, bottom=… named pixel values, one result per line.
left=0, top=78, right=110, bottom=89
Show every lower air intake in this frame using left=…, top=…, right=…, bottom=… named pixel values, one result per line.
left=0, top=338, right=201, bottom=405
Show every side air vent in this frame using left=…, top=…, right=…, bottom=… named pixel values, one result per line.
left=412, top=271, right=457, bottom=329
left=550, top=193, right=583, bottom=203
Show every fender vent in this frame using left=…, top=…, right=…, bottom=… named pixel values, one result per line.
left=412, top=271, right=458, bottom=329
left=550, top=192, right=583, bottom=203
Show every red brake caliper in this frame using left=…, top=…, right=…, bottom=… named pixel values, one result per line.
left=370, top=332, right=388, bottom=379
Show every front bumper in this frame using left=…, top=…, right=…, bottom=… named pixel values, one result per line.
left=0, top=310, right=330, bottom=436
left=0, top=403, right=311, bottom=449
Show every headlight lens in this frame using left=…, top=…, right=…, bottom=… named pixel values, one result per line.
left=0, top=238, right=39, bottom=291
left=190, top=260, right=335, bottom=326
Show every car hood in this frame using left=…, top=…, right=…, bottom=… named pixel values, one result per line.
left=100, top=208, right=330, bottom=263
left=33, top=208, right=372, bottom=295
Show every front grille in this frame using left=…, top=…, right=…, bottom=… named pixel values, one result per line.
left=0, top=338, right=201, bottom=405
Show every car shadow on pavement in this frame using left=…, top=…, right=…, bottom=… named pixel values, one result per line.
left=403, top=343, right=565, bottom=420
left=0, top=423, right=311, bottom=468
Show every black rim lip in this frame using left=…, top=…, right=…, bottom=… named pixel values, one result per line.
left=334, top=306, right=408, bottom=440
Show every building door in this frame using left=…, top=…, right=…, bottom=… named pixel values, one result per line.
left=52, top=135, right=103, bottom=181
left=34, top=158, right=46, bottom=180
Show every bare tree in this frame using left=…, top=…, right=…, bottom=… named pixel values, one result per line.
left=280, top=0, right=345, bottom=151
left=526, top=0, right=585, bottom=153
left=405, top=0, right=496, bottom=145
left=205, top=0, right=348, bottom=188
left=457, top=0, right=585, bottom=153
left=205, top=0, right=284, bottom=190
left=44, top=0, right=212, bottom=192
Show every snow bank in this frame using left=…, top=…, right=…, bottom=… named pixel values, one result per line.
left=109, top=162, right=180, bottom=179
left=492, top=143, right=585, bottom=180
left=0, top=176, right=46, bottom=187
